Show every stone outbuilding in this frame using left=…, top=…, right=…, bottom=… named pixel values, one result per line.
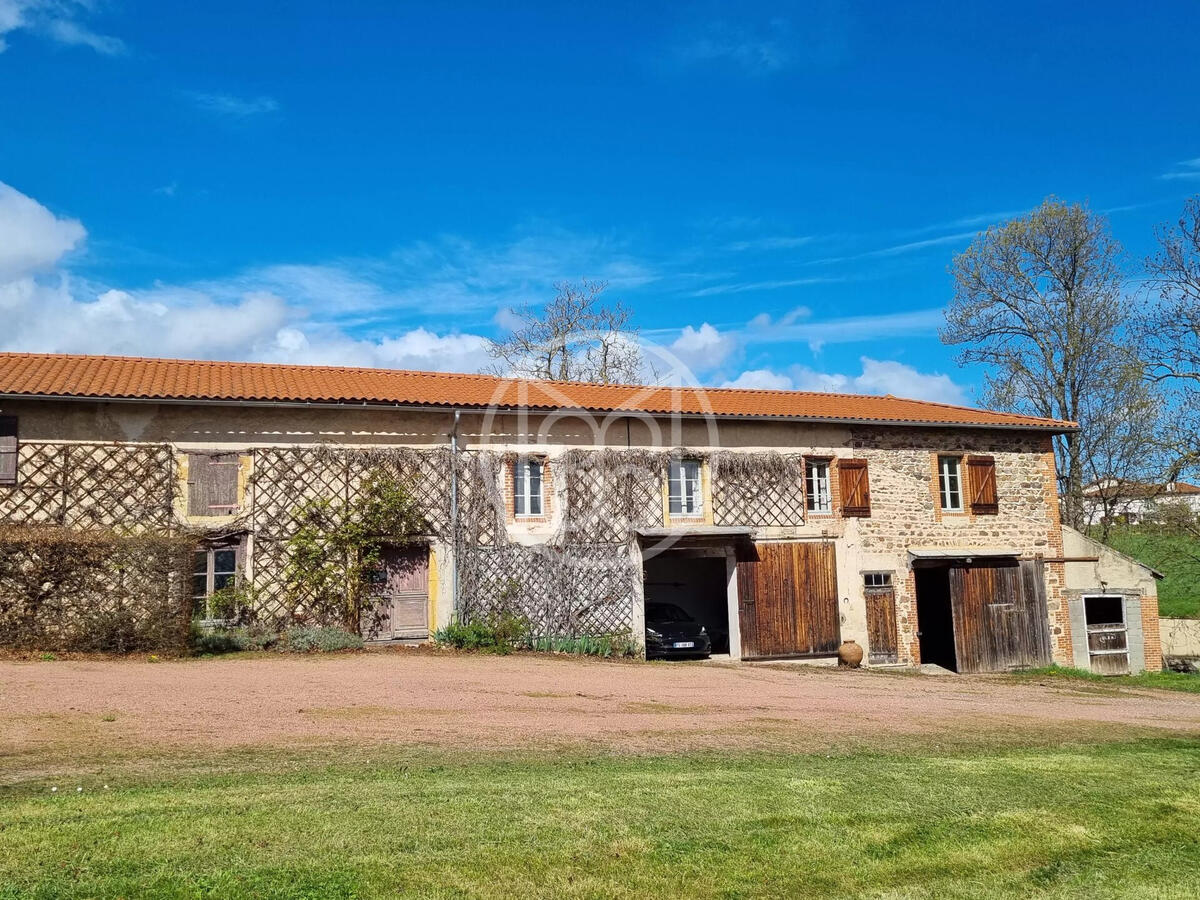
left=1060, top=526, right=1163, bottom=674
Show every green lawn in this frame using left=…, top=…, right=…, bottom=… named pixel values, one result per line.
left=3, top=741, right=1199, bottom=899
left=1016, top=665, right=1200, bottom=694
left=1102, top=527, right=1200, bottom=618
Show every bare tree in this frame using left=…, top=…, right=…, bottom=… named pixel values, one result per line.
left=1142, top=196, right=1200, bottom=475
left=487, top=279, right=646, bottom=384
left=941, top=197, right=1165, bottom=529
left=1144, top=196, right=1200, bottom=383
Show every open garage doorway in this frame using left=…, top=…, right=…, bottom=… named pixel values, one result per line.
left=915, top=566, right=958, bottom=671
left=642, top=551, right=731, bottom=655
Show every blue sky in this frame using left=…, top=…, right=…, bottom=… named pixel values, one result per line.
left=2, top=1, right=1199, bottom=404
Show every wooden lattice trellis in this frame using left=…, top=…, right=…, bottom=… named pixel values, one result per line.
left=0, top=442, right=175, bottom=532
left=461, top=542, right=636, bottom=637
left=248, top=445, right=455, bottom=623
left=561, top=449, right=666, bottom=544
left=711, top=451, right=807, bottom=527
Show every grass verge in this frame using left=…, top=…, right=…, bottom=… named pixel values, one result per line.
left=1101, top=527, right=1200, bottom=618
left=1, top=740, right=1198, bottom=899
left=1015, top=664, right=1200, bottom=694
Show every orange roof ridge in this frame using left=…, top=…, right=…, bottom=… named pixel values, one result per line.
left=0, top=351, right=1077, bottom=431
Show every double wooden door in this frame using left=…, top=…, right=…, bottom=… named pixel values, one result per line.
left=737, top=541, right=840, bottom=659
left=948, top=559, right=1051, bottom=673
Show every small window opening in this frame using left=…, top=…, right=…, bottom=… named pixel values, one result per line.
left=938, top=456, right=963, bottom=511
left=864, top=572, right=893, bottom=589
left=806, top=459, right=831, bottom=514
left=513, top=458, right=544, bottom=517
left=669, top=458, right=703, bottom=516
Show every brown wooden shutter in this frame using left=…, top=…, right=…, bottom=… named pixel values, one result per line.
left=187, top=453, right=240, bottom=515
left=838, top=458, right=871, bottom=517
left=0, top=416, right=17, bottom=486
left=967, top=455, right=999, bottom=515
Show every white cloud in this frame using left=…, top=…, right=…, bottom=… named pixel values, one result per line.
left=727, top=357, right=967, bottom=404
left=0, top=1, right=124, bottom=55
left=188, top=92, right=281, bottom=118
left=1161, top=158, right=1200, bottom=181
left=673, top=20, right=792, bottom=73
left=721, top=368, right=794, bottom=390
left=667, top=322, right=737, bottom=374
left=691, top=276, right=841, bottom=297
left=0, top=182, right=85, bottom=279
left=0, top=181, right=494, bottom=370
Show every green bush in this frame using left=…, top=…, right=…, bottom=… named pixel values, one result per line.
left=281, top=626, right=364, bottom=653
left=189, top=623, right=278, bottom=655
left=434, top=611, right=528, bottom=654
left=526, top=634, right=638, bottom=658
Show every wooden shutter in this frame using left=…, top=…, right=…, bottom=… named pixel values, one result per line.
left=838, top=459, right=871, bottom=517
left=0, top=416, right=16, bottom=486
left=187, top=453, right=240, bottom=515
left=967, top=455, right=999, bottom=515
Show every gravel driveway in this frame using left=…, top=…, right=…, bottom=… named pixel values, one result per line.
left=3, top=650, right=1198, bottom=762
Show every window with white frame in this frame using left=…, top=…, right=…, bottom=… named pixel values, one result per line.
left=806, top=459, right=831, bottom=513
left=938, top=455, right=963, bottom=511
left=192, top=541, right=240, bottom=620
left=863, top=572, right=893, bottom=589
left=513, top=458, right=544, bottom=517
left=668, top=458, right=703, bottom=516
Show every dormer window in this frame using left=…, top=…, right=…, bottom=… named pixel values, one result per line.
left=513, top=458, right=544, bottom=517
left=668, top=458, right=703, bottom=516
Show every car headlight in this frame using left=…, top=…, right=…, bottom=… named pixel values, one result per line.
left=699, top=626, right=707, bottom=635
left=646, top=627, right=662, bottom=640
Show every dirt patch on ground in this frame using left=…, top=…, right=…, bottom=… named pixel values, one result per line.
left=2, top=650, right=1198, bottom=772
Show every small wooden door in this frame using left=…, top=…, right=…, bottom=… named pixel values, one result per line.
left=948, top=558, right=1051, bottom=673
left=737, top=541, right=840, bottom=659
left=364, top=545, right=430, bottom=640
left=865, top=583, right=898, bottom=664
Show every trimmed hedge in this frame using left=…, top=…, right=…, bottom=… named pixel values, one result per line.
left=0, top=526, right=194, bottom=653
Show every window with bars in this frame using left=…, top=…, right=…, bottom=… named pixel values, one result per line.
left=513, top=458, right=544, bottom=517
left=192, top=541, right=241, bottom=620
left=0, top=416, right=16, bottom=486
left=806, top=459, right=831, bottom=514
left=668, top=458, right=703, bottom=516
left=863, top=572, right=893, bottom=589
left=938, top=456, right=964, bottom=511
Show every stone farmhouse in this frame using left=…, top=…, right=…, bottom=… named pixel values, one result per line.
left=0, top=352, right=1162, bottom=673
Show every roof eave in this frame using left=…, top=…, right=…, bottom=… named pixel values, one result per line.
left=0, top=391, right=1079, bottom=432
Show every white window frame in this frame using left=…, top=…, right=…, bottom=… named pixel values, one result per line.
left=513, top=458, right=544, bottom=518
left=668, top=458, right=704, bottom=517
left=192, top=542, right=241, bottom=620
left=938, top=455, right=964, bottom=512
left=806, top=459, right=832, bottom=514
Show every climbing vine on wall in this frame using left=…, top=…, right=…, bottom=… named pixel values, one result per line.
left=284, top=469, right=426, bottom=629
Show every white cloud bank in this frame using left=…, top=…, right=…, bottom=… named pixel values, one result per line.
left=0, top=1, right=124, bottom=54
left=722, top=357, right=968, bottom=405
left=0, top=181, right=490, bottom=372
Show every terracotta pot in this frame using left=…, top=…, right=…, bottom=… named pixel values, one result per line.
left=838, top=639, right=864, bottom=668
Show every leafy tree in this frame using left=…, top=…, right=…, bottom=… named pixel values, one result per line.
left=487, top=279, right=646, bottom=384
left=941, top=198, right=1164, bottom=529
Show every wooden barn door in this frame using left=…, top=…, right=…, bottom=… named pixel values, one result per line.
left=865, top=582, right=898, bottom=664
left=737, top=541, right=840, bottom=659
left=948, top=558, right=1051, bottom=673
left=364, top=545, right=430, bottom=640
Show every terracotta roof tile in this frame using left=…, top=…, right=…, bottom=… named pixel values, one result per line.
left=0, top=352, right=1076, bottom=431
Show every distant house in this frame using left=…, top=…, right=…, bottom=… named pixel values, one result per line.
left=1082, top=479, right=1200, bottom=526
left=0, top=351, right=1164, bottom=673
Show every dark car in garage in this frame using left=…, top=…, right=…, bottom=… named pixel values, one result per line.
left=645, top=602, right=711, bottom=659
